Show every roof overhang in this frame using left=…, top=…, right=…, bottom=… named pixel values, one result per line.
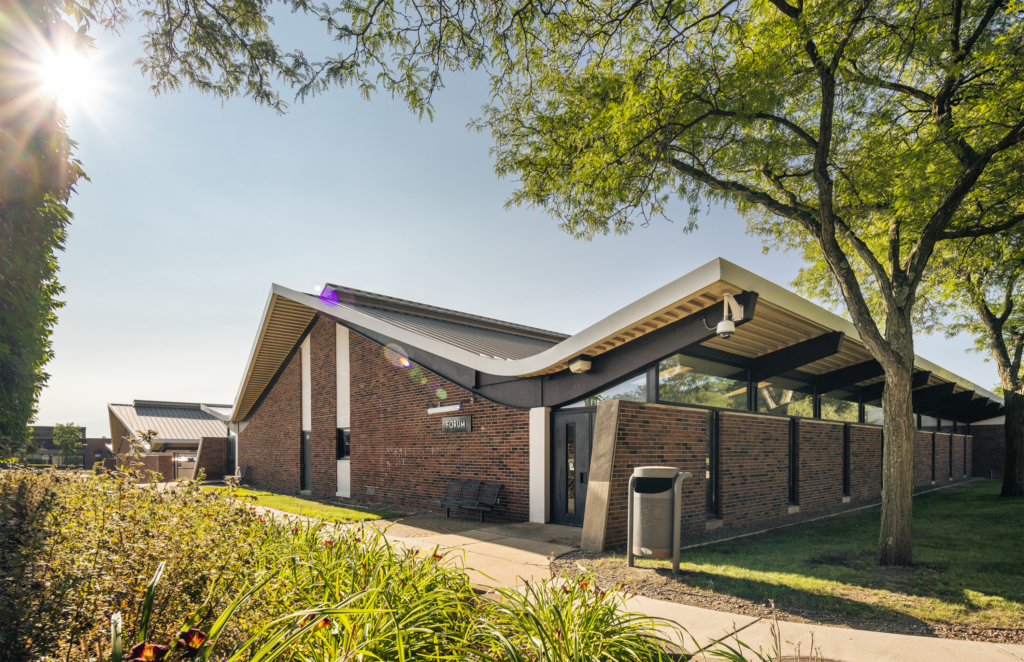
left=226, top=257, right=1003, bottom=421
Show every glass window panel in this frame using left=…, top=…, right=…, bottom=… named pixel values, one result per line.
left=865, top=405, right=883, bottom=425
left=756, top=384, right=814, bottom=416
left=564, top=373, right=647, bottom=408
left=566, top=423, right=576, bottom=515
left=820, top=395, right=859, bottom=422
left=658, top=355, right=747, bottom=410
left=920, top=414, right=938, bottom=431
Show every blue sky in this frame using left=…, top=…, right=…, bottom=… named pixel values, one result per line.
left=36, top=13, right=997, bottom=437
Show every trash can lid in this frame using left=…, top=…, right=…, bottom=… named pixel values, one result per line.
left=632, top=466, right=680, bottom=478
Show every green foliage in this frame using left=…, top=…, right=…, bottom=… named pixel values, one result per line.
left=0, top=469, right=284, bottom=660
left=0, top=0, right=89, bottom=458
left=51, top=423, right=83, bottom=464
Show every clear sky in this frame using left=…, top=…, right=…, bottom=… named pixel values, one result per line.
left=34, top=13, right=998, bottom=437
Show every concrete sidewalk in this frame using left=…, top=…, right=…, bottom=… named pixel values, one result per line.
left=630, top=594, right=1024, bottom=662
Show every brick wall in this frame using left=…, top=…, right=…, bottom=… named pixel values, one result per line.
left=604, top=403, right=706, bottom=546
left=934, top=433, right=951, bottom=481
left=310, top=317, right=338, bottom=498
left=718, top=413, right=789, bottom=523
left=136, top=454, right=172, bottom=481
left=971, top=424, right=1005, bottom=479
left=965, top=434, right=973, bottom=478
left=793, top=420, right=844, bottom=510
left=848, top=425, right=882, bottom=501
left=347, top=331, right=530, bottom=520
left=195, top=437, right=228, bottom=480
left=238, top=348, right=302, bottom=492
left=914, top=431, right=933, bottom=488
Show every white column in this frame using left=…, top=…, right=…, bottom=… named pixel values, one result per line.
left=301, top=337, right=311, bottom=431
left=336, top=324, right=351, bottom=498
left=529, top=407, right=551, bottom=523
left=336, top=325, right=350, bottom=427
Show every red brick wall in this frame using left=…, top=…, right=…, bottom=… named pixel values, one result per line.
left=849, top=425, right=882, bottom=501
left=718, top=413, right=790, bottom=523
left=310, top=316, right=338, bottom=498
left=136, top=455, right=172, bottom=481
left=604, top=403, right=707, bottom=546
left=346, top=332, right=530, bottom=519
left=238, top=348, right=302, bottom=492
left=195, top=437, right=228, bottom=480
left=934, top=433, right=951, bottom=481
left=914, top=431, right=933, bottom=488
left=951, top=435, right=965, bottom=478
left=794, top=420, right=844, bottom=510
left=971, top=424, right=1005, bottom=479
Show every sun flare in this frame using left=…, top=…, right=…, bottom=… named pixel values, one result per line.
left=38, top=48, right=97, bottom=109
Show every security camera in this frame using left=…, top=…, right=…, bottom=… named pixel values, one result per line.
left=705, top=293, right=744, bottom=340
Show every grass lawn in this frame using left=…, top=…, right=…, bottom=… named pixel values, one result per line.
left=217, top=488, right=403, bottom=523
left=602, top=481, right=1023, bottom=633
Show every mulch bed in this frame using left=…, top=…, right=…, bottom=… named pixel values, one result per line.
left=552, top=550, right=1024, bottom=646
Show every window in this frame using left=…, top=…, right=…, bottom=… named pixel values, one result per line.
left=757, top=385, right=814, bottom=416
left=564, top=373, right=647, bottom=408
left=820, top=395, right=859, bottom=422
left=336, top=429, right=350, bottom=460
left=659, top=355, right=747, bottom=410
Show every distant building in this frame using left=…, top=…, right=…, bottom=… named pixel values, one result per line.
left=27, top=426, right=112, bottom=467
left=107, top=400, right=232, bottom=480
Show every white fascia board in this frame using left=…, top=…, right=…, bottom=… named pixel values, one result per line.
left=201, top=404, right=233, bottom=421
left=107, top=404, right=131, bottom=454
left=717, top=259, right=1002, bottom=403
left=271, top=259, right=728, bottom=380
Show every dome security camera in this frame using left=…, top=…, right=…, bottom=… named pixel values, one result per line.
left=705, top=293, right=744, bottom=340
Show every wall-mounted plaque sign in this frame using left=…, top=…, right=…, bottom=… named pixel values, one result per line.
left=441, top=415, right=472, bottom=433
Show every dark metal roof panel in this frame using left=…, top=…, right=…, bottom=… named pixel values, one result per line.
left=353, top=304, right=560, bottom=360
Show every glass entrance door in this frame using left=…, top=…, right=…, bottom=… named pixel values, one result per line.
left=550, top=409, right=594, bottom=526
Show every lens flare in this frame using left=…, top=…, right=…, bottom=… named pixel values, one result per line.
left=436, top=389, right=448, bottom=400
left=39, top=48, right=97, bottom=110
left=318, top=286, right=339, bottom=306
left=383, top=344, right=411, bottom=369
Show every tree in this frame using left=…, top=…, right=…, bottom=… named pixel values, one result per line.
left=929, top=233, right=1022, bottom=496
left=51, top=422, right=83, bottom=465
left=0, top=0, right=86, bottom=458
left=311, top=0, right=1019, bottom=565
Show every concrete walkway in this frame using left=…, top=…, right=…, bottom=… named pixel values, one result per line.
left=364, top=514, right=581, bottom=587
left=626, top=594, right=1024, bottom=662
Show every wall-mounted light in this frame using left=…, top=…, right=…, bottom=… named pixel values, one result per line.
left=427, top=404, right=462, bottom=415
left=569, top=355, right=592, bottom=374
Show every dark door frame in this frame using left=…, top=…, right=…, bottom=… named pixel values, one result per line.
left=550, top=407, right=595, bottom=527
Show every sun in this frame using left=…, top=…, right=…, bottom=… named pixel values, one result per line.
left=38, top=48, right=98, bottom=110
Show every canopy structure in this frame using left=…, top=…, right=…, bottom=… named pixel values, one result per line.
left=226, top=258, right=1003, bottom=424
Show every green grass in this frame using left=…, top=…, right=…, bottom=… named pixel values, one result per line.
left=218, top=487, right=402, bottom=523
left=633, top=480, right=1023, bottom=630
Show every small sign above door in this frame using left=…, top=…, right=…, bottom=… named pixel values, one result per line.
left=441, top=415, right=472, bottom=433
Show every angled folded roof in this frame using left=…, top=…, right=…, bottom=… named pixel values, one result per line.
left=227, top=257, right=1002, bottom=422
left=108, top=400, right=229, bottom=453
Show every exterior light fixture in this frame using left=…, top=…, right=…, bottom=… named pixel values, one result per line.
left=427, top=404, right=462, bottom=415
left=569, top=355, right=592, bottom=374
left=704, top=293, right=744, bottom=340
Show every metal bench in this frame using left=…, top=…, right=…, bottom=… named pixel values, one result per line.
left=440, top=479, right=502, bottom=521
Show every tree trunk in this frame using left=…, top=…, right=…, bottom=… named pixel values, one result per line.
left=876, top=313, right=917, bottom=566
left=1001, top=389, right=1024, bottom=497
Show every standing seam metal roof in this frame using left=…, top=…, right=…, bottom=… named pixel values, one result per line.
left=108, top=403, right=228, bottom=442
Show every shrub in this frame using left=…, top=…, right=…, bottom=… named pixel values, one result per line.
left=0, top=469, right=285, bottom=661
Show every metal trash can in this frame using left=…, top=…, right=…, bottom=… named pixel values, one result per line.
left=627, top=466, right=692, bottom=574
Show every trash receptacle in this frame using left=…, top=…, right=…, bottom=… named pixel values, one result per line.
left=626, top=466, right=692, bottom=574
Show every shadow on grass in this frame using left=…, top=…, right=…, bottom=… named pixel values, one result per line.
left=645, top=481, right=1023, bottom=624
